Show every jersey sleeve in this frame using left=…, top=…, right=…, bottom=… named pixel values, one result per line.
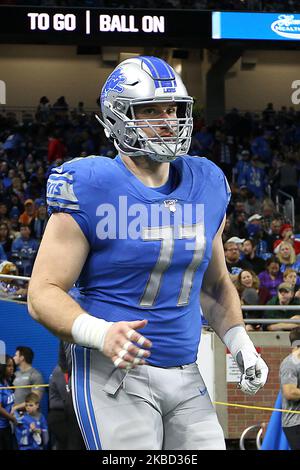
left=46, top=159, right=92, bottom=244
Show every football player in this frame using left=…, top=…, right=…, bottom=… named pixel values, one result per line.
left=28, top=56, right=268, bottom=450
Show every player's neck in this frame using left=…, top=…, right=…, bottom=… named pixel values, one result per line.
left=120, top=154, right=170, bottom=188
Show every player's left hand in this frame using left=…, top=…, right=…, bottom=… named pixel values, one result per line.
left=235, top=348, right=269, bottom=395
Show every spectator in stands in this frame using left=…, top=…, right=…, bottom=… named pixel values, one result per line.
left=0, top=261, right=27, bottom=300
left=244, top=190, right=262, bottom=217
left=18, top=199, right=36, bottom=226
left=24, top=153, right=36, bottom=177
left=192, top=125, right=214, bottom=158
left=277, top=153, right=299, bottom=201
left=26, top=168, right=47, bottom=201
left=0, top=243, right=6, bottom=263
left=236, top=269, right=271, bottom=305
left=226, top=236, right=245, bottom=254
left=30, top=203, right=48, bottom=240
left=244, top=155, right=267, bottom=199
left=246, top=213, right=269, bottom=257
left=8, top=176, right=25, bottom=205
left=36, top=96, right=51, bottom=123
left=283, top=267, right=298, bottom=286
left=224, top=240, right=252, bottom=280
left=260, top=198, right=276, bottom=233
left=12, top=347, right=44, bottom=413
left=279, top=327, right=300, bottom=450
left=228, top=210, right=248, bottom=240
left=258, top=256, right=283, bottom=298
left=0, top=222, right=14, bottom=257
left=47, top=130, right=67, bottom=164
left=241, top=238, right=266, bottom=274
left=283, top=267, right=300, bottom=293
left=274, top=223, right=300, bottom=256
left=251, top=129, right=272, bottom=164
left=14, top=392, right=48, bottom=451
left=277, top=242, right=300, bottom=275
left=265, top=217, right=283, bottom=252
left=233, top=150, right=251, bottom=188
left=8, top=209, right=21, bottom=239
left=52, top=96, right=69, bottom=118
left=0, top=203, right=10, bottom=226
left=264, top=282, right=300, bottom=331
left=211, top=130, right=233, bottom=181
left=11, top=225, right=39, bottom=276
left=221, top=217, right=233, bottom=243
left=0, top=355, right=17, bottom=450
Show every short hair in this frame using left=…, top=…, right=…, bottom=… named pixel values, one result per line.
left=25, top=392, right=40, bottom=404
left=243, top=238, right=256, bottom=248
left=283, top=268, right=297, bottom=279
left=265, top=256, right=280, bottom=268
left=289, top=327, right=300, bottom=347
left=16, top=346, right=34, bottom=364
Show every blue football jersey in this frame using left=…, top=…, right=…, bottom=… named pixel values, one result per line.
left=47, top=155, right=230, bottom=367
left=14, top=412, right=48, bottom=450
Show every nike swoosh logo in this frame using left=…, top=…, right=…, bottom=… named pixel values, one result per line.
left=199, top=387, right=207, bottom=396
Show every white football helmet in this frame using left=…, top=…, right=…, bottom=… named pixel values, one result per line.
left=96, top=56, right=193, bottom=162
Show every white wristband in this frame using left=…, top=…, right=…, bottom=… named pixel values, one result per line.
left=222, top=325, right=256, bottom=358
left=71, top=313, right=113, bottom=351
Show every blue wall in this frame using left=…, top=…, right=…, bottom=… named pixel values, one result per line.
left=0, top=299, right=59, bottom=415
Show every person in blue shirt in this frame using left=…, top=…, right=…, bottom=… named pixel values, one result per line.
left=28, top=56, right=268, bottom=450
left=244, top=155, right=267, bottom=199
left=0, top=355, right=17, bottom=450
left=11, top=225, right=39, bottom=276
left=0, top=243, right=7, bottom=263
left=14, top=392, right=48, bottom=450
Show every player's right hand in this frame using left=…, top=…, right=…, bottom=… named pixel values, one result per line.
left=102, top=319, right=152, bottom=369
left=235, top=348, right=268, bottom=395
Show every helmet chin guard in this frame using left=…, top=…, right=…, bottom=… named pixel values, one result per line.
left=96, top=56, right=193, bottom=163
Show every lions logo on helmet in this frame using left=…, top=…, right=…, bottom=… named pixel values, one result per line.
left=95, top=56, right=193, bottom=163
left=101, top=68, right=126, bottom=106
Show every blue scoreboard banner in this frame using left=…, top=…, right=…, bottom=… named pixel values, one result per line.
left=212, top=12, right=300, bottom=41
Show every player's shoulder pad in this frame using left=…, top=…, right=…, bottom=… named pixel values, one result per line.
left=47, top=156, right=114, bottom=212
left=184, top=155, right=225, bottom=178
left=185, top=155, right=231, bottom=201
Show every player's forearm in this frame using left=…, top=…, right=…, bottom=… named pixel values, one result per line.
left=201, top=274, right=244, bottom=339
left=28, top=282, right=87, bottom=342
